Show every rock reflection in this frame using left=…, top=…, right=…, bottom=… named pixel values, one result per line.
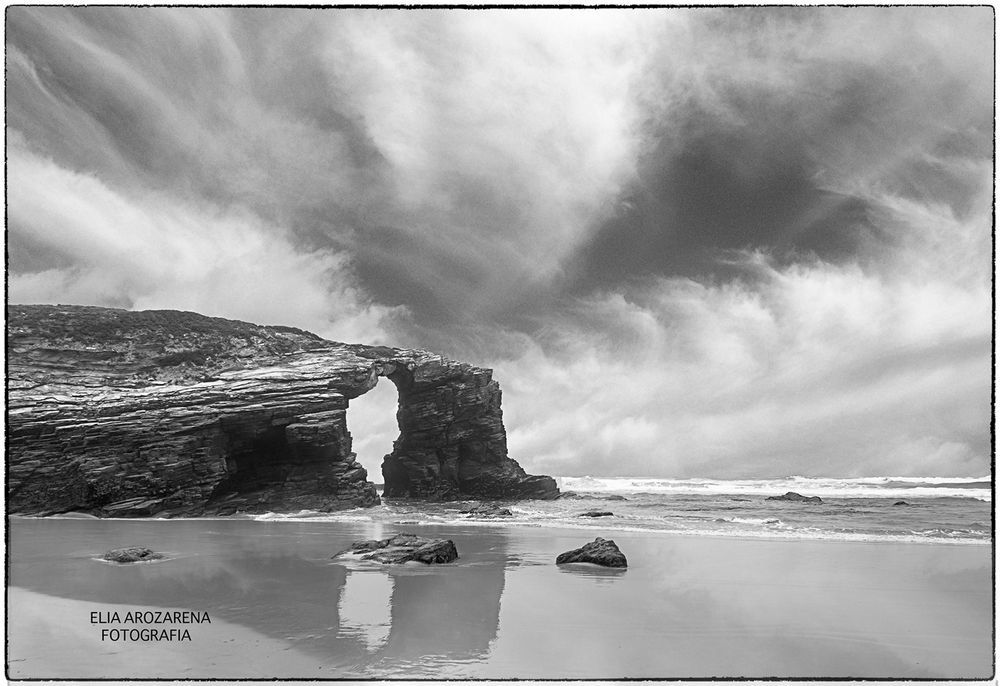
left=8, top=518, right=514, bottom=677
left=556, top=563, right=628, bottom=583
left=337, top=570, right=393, bottom=651
left=342, top=528, right=512, bottom=675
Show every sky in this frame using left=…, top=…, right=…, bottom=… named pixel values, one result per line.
left=6, top=7, right=993, bottom=479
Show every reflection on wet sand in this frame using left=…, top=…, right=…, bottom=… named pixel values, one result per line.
left=556, top=562, right=628, bottom=582
left=338, top=570, right=393, bottom=651
left=335, top=527, right=511, bottom=675
left=7, top=518, right=992, bottom=679
left=8, top=518, right=513, bottom=677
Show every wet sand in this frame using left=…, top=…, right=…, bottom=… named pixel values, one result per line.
left=6, top=588, right=342, bottom=679
left=6, top=517, right=993, bottom=679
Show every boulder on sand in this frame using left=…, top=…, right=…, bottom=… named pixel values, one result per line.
left=335, top=533, right=458, bottom=564
left=578, top=510, right=614, bottom=518
left=766, top=491, right=822, bottom=503
left=556, top=538, right=627, bottom=568
left=103, top=547, right=163, bottom=563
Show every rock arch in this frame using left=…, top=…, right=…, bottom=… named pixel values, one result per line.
left=6, top=305, right=558, bottom=517
left=352, top=356, right=558, bottom=500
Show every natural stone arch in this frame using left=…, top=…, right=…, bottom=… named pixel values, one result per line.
left=6, top=305, right=557, bottom=517
left=347, top=355, right=558, bottom=501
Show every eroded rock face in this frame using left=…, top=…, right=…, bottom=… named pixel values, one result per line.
left=7, top=305, right=557, bottom=516
left=381, top=359, right=558, bottom=501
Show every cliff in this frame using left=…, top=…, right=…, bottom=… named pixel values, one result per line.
left=6, top=305, right=558, bottom=516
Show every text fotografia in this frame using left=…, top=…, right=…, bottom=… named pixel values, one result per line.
left=91, top=610, right=211, bottom=642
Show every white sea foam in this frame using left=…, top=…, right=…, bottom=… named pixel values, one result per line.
left=235, top=474, right=990, bottom=545
left=554, top=475, right=992, bottom=501
left=241, top=509, right=988, bottom=545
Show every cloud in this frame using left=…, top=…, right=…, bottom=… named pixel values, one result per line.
left=475, top=7, right=992, bottom=479
left=6, top=7, right=992, bottom=479
left=497, top=157, right=992, bottom=478
left=8, top=139, right=401, bottom=344
left=317, top=10, right=664, bottom=317
left=7, top=7, right=665, bottom=327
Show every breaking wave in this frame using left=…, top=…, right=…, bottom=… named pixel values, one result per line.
left=554, top=475, right=992, bottom=501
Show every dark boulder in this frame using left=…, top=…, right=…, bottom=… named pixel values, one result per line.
left=460, top=503, right=513, bottom=517
left=556, top=537, right=627, bottom=568
left=892, top=500, right=910, bottom=506
left=602, top=494, right=628, bottom=501
left=766, top=491, right=822, bottom=503
left=578, top=510, right=614, bottom=517
left=335, top=533, right=458, bottom=564
left=103, top=547, right=163, bottom=563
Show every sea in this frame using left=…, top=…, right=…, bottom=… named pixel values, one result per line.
left=247, top=475, right=993, bottom=545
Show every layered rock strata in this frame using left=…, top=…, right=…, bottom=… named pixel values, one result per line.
left=7, top=305, right=558, bottom=516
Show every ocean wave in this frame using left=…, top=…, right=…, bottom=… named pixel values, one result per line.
left=715, top=517, right=783, bottom=525
left=241, top=508, right=989, bottom=545
left=554, top=475, right=991, bottom=501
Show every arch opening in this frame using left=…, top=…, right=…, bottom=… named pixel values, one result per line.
left=347, top=377, right=401, bottom=486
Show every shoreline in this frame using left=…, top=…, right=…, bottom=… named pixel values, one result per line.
left=11, top=511, right=991, bottom=546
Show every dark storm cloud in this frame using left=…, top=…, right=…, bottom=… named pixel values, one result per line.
left=573, top=138, right=877, bottom=290
left=570, top=7, right=992, bottom=295
left=6, top=7, right=993, bottom=478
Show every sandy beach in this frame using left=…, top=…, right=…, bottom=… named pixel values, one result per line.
left=6, top=517, right=993, bottom=679
left=6, top=587, right=343, bottom=679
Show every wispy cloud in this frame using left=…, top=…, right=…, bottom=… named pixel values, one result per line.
left=499, top=155, right=992, bottom=477
left=8, top=138, right=400, bottom=344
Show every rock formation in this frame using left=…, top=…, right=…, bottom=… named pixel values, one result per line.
left=7, top=305, right=558, bottom=516
left=578, top=510, right=614, bottom=517
left=556, top=538, right=628, bottom=567
left=103, top=547, right=163, bottom=563
left=335, top=533, right=458, bottom=564
left=460, top=503, right=513, bottom=517
left=766, top=491, right=823, bottom=503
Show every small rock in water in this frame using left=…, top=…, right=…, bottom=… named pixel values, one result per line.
left=103, top=547, right=163, bottom=563
left=766, top=491, right=822, bottom=503
left=459, top=503, right=513, bottom=517
left=892, top=500, right=910, bottom=506
left=556, top=537, right=627, bottom=568
left=578, top=510, right=614, bottom=518
left=334, top=533, right=458, bottom=564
